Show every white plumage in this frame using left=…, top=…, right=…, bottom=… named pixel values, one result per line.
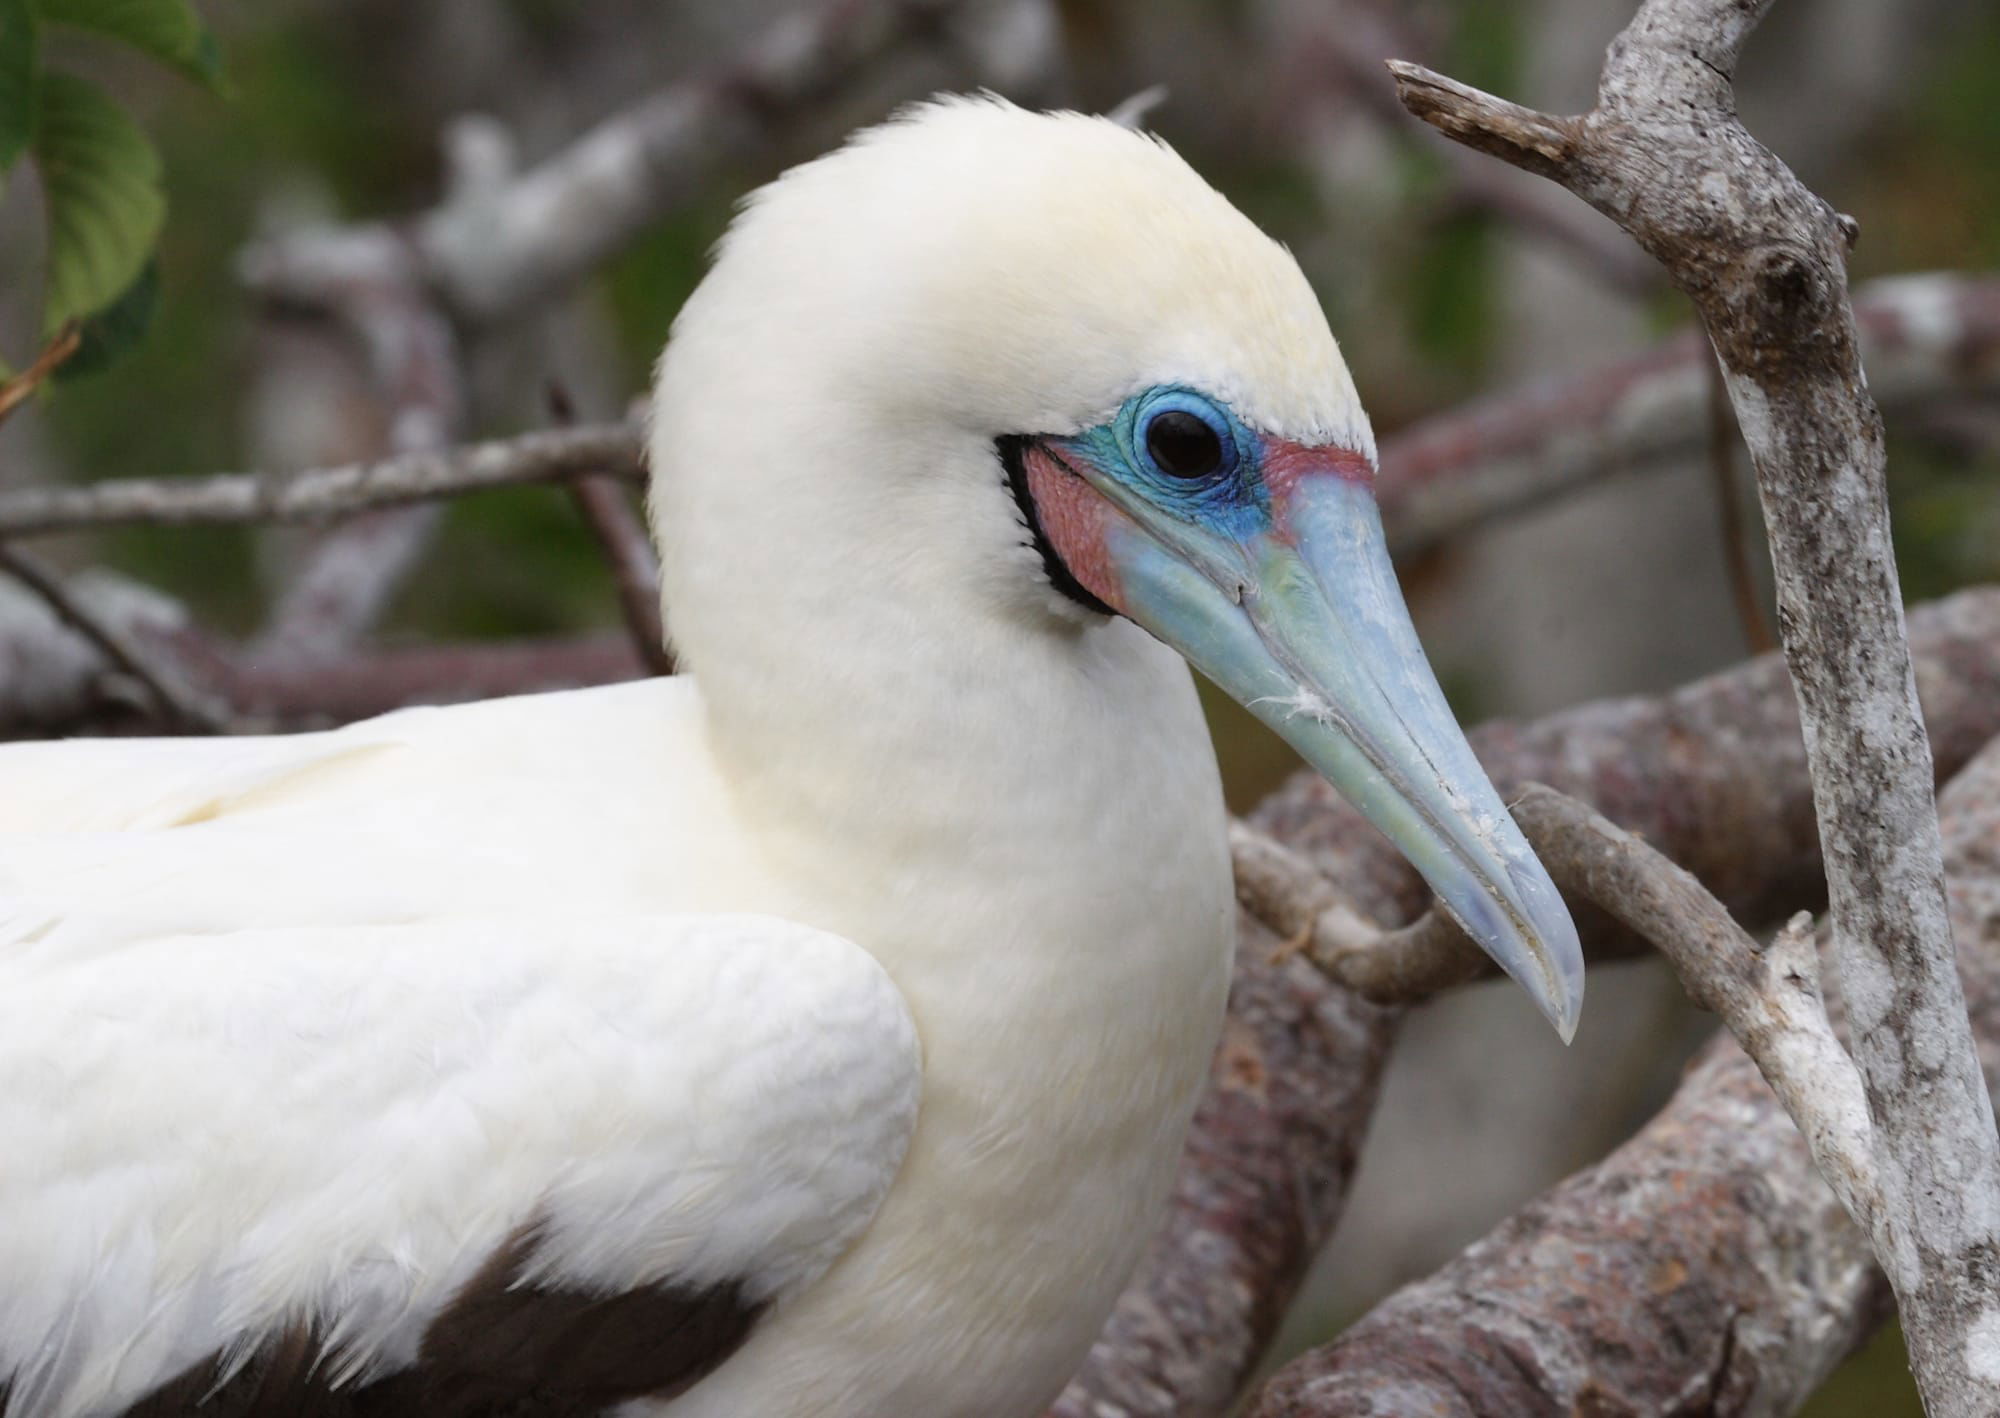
left=0, top=96, right=1579, bottom=1418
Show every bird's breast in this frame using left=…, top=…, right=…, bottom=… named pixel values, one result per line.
left=672, top=637, right=1236, bottom=1417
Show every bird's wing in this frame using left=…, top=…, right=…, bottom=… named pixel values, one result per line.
left=0, top=726, right=399, bottom=836
left=0, top=910, right=922, bottom=1418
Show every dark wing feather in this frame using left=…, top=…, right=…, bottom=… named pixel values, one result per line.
left=89, top=1223, right=764, bottom=1418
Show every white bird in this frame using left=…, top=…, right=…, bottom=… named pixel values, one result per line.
left=0, top=97, right=1582, bottom=1418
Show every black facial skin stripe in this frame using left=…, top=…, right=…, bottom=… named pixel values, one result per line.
left=997, top=436, right=1116, bottom=618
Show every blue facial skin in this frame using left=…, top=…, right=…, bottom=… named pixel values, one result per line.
left=1057, top=385, right=1276, bottom=546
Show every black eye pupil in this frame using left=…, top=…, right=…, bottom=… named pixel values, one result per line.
left=1145, top=410, right=1223, bottom=479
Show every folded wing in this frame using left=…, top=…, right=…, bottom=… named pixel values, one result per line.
left=0, top=910, right=921, bottom=1418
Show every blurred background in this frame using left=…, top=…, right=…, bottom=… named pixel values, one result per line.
left=3, top=0, right=1996, bottom=1411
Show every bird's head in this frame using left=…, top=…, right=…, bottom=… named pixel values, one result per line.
left=651, top=96, right=1582, bottom=1039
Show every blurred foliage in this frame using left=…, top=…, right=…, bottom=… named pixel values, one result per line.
left=1, top=0, right=226, bottom=380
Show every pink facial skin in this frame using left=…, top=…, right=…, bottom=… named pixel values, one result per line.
left=1259, top=438, right=1375, bottom=541
left=1022, top=442, right=1131, bottom=614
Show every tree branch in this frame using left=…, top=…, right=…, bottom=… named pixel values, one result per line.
left=1245, top=733, right=2000, bottom=1417
left=1511, top=788, right=1878, bottom=1233
left=1231, top=812, right=1648, bottom=1007
left=0, top=545, right=230, bottom=733
left=0, top=425, right=641, bottom=538
left=235, top=0, right=985, bottom=329
left=241, top=230, right=466, bottom=658
left=1298, top=16, right=1661, bottom=300
left=543, top=380, right=673, bottom=677
left=1389, top=5, right=2000, bottom=1407
left=565, top=473, right=674, bottom=677
left=227, top=3, right=1015, bottom=651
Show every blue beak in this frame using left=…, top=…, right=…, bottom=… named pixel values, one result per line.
left=1057, top=442, right=1584, bottom=1041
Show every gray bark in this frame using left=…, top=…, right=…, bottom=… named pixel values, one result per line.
left=1387, top=0, right=2000, bottom=1407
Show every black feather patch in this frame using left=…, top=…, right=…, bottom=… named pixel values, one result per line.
left=998, top=435, right=1116, bottom=618
left=101, top=1221, right=765, bottom=1418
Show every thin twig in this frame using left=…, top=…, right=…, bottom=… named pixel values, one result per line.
left=545, top=377, right=673, bottom=677
left=0, top=424, right=643, bottom=538
left=0, top=544, right=230, bottom=732
left=1229, top=818, right=1501, bottom=999
left=566, top=475, right=674, bottom=677
left=1302, top=20, right=1660, bottom=299
left=1518, top=787, right=1879, bottom=1230
left=0, top=324, right=82, bottom=429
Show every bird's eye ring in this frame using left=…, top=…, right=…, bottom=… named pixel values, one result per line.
left=1143, top=409, right=1226, bottom=480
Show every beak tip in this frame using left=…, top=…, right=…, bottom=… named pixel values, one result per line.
left=1497, top=929, right=1583, bottom=1044
left=1551, top=980, right=1583, bottom=1046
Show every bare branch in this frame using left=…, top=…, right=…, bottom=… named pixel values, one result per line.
left=222, top=633, right=645, bottom=726
left=1229, top=818, right=1517, bottom=1002
left=1245, top=735, right=2000, bottom=1417
left=1245, top=1021, right=1889, bottom=1417
left=0, top=545, right=230, bottom=733
left=0, top=581, right=643, bottom=735
left=245, top=231, right=466, bottom=658
left=1507, top=788, right=1879, bottom=1233
left=1244, top=767, right=1904, bottom=1243
left=223, top=2, right=1051, bottom=654
left=1300, top=19, right=1659, bottom=299
left=543, top=380, right=672, bottom=677
left=238, top=0, right=988, bottom=329
left=1377, top=272, right=2000, bottom=556
left=1390, top=5, right=2000, bottom=1407
left=0, top=425, right=641, bottom=538
left=565, top=475, right=674, bottom=677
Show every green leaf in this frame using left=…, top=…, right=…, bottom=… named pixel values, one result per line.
left=39, top=0, right=226, bottom=92
left=31, top=69, right=165, bottom=333
left=54, top=255, right=156, bottom=380
left=0, top=0, right=38, bottom=173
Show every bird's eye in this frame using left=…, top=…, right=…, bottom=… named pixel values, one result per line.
left=1144, top=410, right=1225, bottom=479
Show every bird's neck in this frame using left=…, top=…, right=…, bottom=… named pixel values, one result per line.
left=681, top=527, right=1235, bottom=1063
left=690, top=583, right=1229, bottom=968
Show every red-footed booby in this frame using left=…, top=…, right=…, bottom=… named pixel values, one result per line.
left=0, top=96, right=1581, bottom=1418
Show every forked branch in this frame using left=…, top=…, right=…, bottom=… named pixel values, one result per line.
left=1385, top=0, right=2000, bottom=1408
